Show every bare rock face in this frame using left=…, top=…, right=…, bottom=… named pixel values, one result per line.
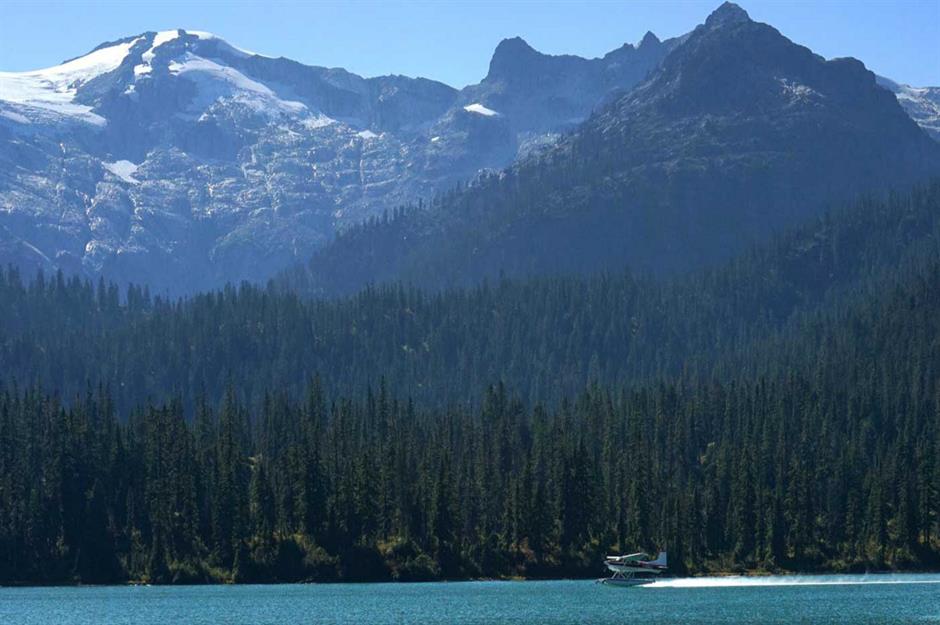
left=0, top=29, right=671, bottom=294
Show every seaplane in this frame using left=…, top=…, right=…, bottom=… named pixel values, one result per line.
left=596, top=551, right=667, bottom=587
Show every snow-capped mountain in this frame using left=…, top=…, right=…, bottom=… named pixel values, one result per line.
left=0, top=24, right=935, bottom=294
left=0, top=29, right=672, bottom=293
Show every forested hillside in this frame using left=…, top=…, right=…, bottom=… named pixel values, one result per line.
left=2, top=183, right=938, bottom=414
left=1, top=183, right=940, bottom=583
left=2, top=263, right=939, bottom=583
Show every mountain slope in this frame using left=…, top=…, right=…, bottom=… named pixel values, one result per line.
left=4, top=181, right=939, bottom=414
left=0, top=29, right=670, bottom=294
left=291, top=3, right=940, bottom=295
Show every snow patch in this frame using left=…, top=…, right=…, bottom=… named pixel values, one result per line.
left=135, top=30, right=263, bottom=79
left=463, top=102, right=498, bottom=116
left=103, top=160, right=141, bottom=184
left=168, top=54, right=306, bottom=115
left=357, top=129, right=378, bottom=139
left=777, top=77, right=820, bottom=103
left=186, top=30, right=261, bottom=57
left=142, top=30, right=181, bottom=64
left=134, top=30, right=181, bottom=78
left=0, top=37, right=141, bottom=125
left=301, top=114, right=335, bottom=129
left=430, top=135, right=441, bottom=142
left=0, top=109, right=31, bottom=124
left=20, top=240, right=53, bottom=265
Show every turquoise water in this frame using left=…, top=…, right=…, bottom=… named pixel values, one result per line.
left=2, top=574, right=939, bottom=624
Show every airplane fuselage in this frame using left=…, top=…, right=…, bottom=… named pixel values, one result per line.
left=604, top=562, right=666, bottom=575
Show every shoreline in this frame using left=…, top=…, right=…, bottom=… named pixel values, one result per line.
left=4, top=568, right=940, bottom=589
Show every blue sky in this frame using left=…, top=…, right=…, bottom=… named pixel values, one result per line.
left=1, top=1, right=938, bottom=87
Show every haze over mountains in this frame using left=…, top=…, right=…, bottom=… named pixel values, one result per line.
left=287, top=2, right=940, bottom=295
left=0, top=2, right=938, bottom=294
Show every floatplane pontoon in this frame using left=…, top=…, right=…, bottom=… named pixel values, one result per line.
left=596, top=551, right=667, bottom=587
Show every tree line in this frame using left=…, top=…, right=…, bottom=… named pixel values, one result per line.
left=2, top=184, right=939, bottom=416
left=0, top=358, right=937, bottom=584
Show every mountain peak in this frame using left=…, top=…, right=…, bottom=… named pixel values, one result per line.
left=491, top=36, right=539, bottom=61
left=705, top=2, right=751, bottom=28
left=639, top=31, right=661, bottom=48
left=495, top=36, right=535, bottom=51
left=487, top=36, right=543, bottom=80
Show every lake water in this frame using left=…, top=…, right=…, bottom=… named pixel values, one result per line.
left=2, top=574, right=939, bottom=624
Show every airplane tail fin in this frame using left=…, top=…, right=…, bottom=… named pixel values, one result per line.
left=652, top=551, right=667, bottom=567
